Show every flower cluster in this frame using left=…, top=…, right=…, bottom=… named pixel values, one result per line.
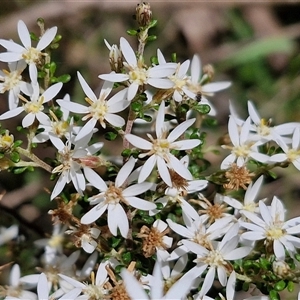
left=1, top=4, right=300, bottom=300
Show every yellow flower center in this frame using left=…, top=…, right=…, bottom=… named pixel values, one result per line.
left=0, top=69, right=22, bottom=92
left=22, top=47, right=42, bottom=64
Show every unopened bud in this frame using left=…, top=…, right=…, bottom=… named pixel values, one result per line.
left=203, top=64, right=214, bottom=82
left=104, top=39, right=123, bottom=73
left=273, top=260, right=291, bottom=278
left=79, top=155, right=105, bottom=169
left=136, top=2, right=152, bottom=27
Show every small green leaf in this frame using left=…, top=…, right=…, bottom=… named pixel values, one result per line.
left=13, top=167, right=27, bottom=174
left=274, top=280, right=286, bottom=292
left=150, top=56, right=158, bottom=65
left=142, top=216, right=154, bottom=224
left=127, top=29, right=138, bottom=36
left=287, top=281, right=294, bottom=293
left=0, top=153, right=4, bottom=159
left=147, top=35, right=157, bottom=42
left=122, top=252, right=132, bottom=264
left=30, top=32, right=39, bottom=41
left=171, top=53, right=177, bottom=63
left=121, top=149, right=132, bottom=158
left=57, top=74, right=71, bottom=83
left=156, top=202, right=163, bottom=210
left=194, top=104, right=211, bottom=114
left=13, top=140, right=23, bottom=147
left=148, top=19, right=157, bottom=28
left=269, top=290, right=280, bottom=300
left=105, top=132, right=118, bottom=141
left=131, top=101, right=143, bottom=112
left=50, top=43, right=59, bottom=50
left=111, top=237, right=121, bottom=248
left=49, top=62, right=57, bottom=76
left=10, top=151, right=20, bottom=163
left=53, top=34, right=62, bottom=43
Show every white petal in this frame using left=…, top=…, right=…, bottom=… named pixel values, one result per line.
left=22, top=113, right=35, bottom=127
left=123, top=182, right=153, bottom=197
left=171, top=139, right=200, bottom=150
left=81, top=203, right=107, bottom=224
left=202, top=81, right=231, bottom=93
left=42, top=82, right=63, bottom=102
left=125, top=134, right=152, bottom=149
left=0, top=52, right=22, bottom=62
left=10, top=264, right=21, bottom=287
left=157, top=156, right=172, bottom=186
left=105, top=113, right=125, bottom=127
left=138, top=155, right=157, bottom=183
left=156, top=101, right=165, bottom=138
left=147, top=78, right=174, bottom=89
left=115, top=157, right=135, bottom=187
left=75, top=118, right=97, bottom=142
left=18, top=20, right=31, bottom=48
left=190, top=54, right=201, bottom=83
left=108, top=204, right=128, bottom=237
left=121, top=269, right=148, bottom=300
left=77, top=71, right=97, bottom=102
left=248, top=101, right=261, bottom=125
left=166, top=219, right=193, bottom=238
left=168, top=118, right=196, bottom=142
left=199, top=267, right=215, bottom=297
left=120, top=37, right=137, bottom=67
left=178, top=60, right=190, bottom=77
left=37, top=273, right=49, bottom=299
left=126, top=196, right=156, bottom=210
left=83, top=167, right=105, bottom=190
left=98, top=73, right=129, bottom=82
left=0, top=106, right=24, bottom=120
left=50, top=174, right=67, bottom=200
left=169, top=155, right=193, bottom=180
left=127, top=82, right=139, bottom=101
left=0, top=39, right=24, bottom=52
left=273, top=240, right=285, bottom=259
left=57, top=100, right=88, bottom=114
left=37, top=26, right=58, bottom=50
left=49, top=133, right=65, bottom=151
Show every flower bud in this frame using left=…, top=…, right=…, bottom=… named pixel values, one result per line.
left=136, top=2, right=152, bottom=27
left=272, top=260, right=291, bottom=278
left=79, top=155, right=105, bottom=169
left=104, top=39, right=123, bottom=73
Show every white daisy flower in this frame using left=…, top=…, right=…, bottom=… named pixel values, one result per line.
left=2, top=264, right=37, bottom=300
left=33, top=94, right=75, bottom=143
left=222, top=175, right=265, bottom=217
left=49, top=131, right=104, bottom=200
left=121, top=259, right=194, bottom=300
left=248, top=100, right=300, bottom=144
left=59, top=260, right=110, bottom=300
left=0, top=20, right=57, bottom=79
left=0, top=71, right=62, bottom=128
left=221, top=116, right=270, bottom=169
left=187, top=54, right=231, bottom=116
left=125, top=101, right=201, bottom=186
left=167, top=212, right=234, bottom=260
left=241, top=196, right=300, bottom=260
left=182, top=225, right=252, bottom=298
left=57, top=72, right=129, bottom=142
left=270, top=127, right=300, bottom=171
left=99, top=37, right=175, bottom=101
left=80, top=157, right=156, bottom=238
left=0, top=61, right=31, bottom=110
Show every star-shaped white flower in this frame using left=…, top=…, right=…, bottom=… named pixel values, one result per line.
left=99, top=37, right=175, bottom=101
left=182, top=225, right=251, bottom=298
left=49, top=131, right=104, bottom=200
left=80, top=157, right=156, bottom=238
left=57, top=72, right=129, bottom=142
left=121, top=259, right=194, bottom=300
left=221, top=116, right=270, bottom=169
left=248, top=100, right=300, bottom=144
left=270, top=127, right=300, bottom=171
left=0, top=20, right=57, bottom=80
left=0, top=67, right=62, bottom=128
left=241, top=196, right=300, bottom=260
left=0, top=61, right=31, bottom=110
left=187, top=54, right=231, bottom=116
left=125, top=101, right=201, bottom=186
